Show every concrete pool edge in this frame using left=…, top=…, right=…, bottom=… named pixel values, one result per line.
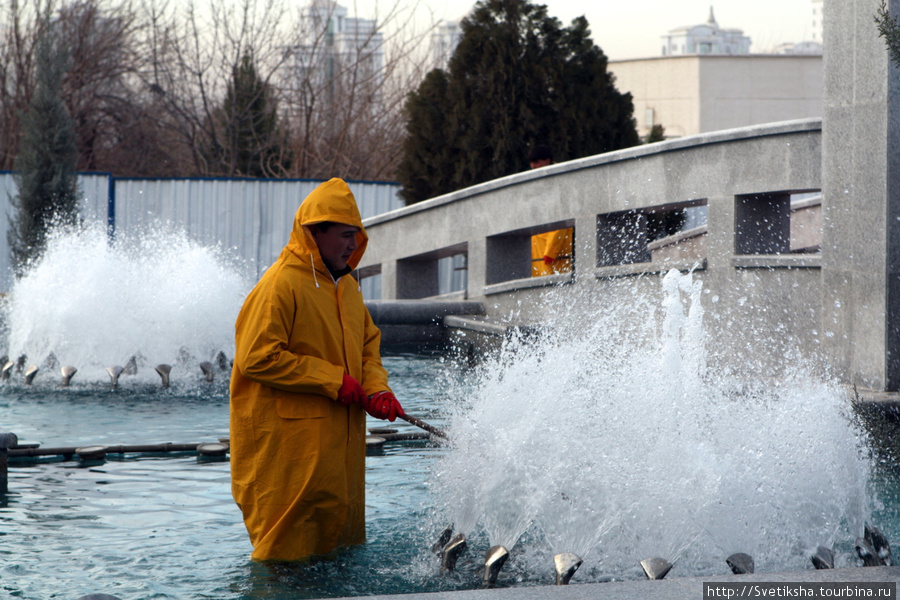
left=334, top=566, right=900, bottom=600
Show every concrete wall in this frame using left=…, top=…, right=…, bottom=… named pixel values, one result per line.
left=360, top=119, right=829, bottom=382
left=820, top=0, right=900, bottom=391
left=610, top=55, right=822, bottom=138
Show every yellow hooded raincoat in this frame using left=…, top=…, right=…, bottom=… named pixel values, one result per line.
left=230, top=178, right=390, bottom=561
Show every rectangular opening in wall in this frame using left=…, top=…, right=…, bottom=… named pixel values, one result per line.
left=357, top=264, right=382, bottom=300
left=597, top=200, right=706, bottom=267
left=735, top=190, right=819, bottom=255
left=396, top=242, right=467, bottom=299
left=486, top=220, right=574, bottom=285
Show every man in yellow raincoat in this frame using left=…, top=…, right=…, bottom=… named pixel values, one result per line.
left=230, top=178, right=404, bottom=562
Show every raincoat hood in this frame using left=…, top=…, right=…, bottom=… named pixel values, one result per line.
left=289, top=178, right=368, bottom=271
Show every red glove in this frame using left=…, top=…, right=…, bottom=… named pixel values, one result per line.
left=337, top=374, right=366, bottom=406
left=543, top=255, right=554, bottom=265
left=364, top=391, right=405, bottom=422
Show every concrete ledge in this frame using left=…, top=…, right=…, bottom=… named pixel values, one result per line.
left=483, top=273, right=574, bottom=296
left=594, top=259, right=707, bottom=280
left=363, top=119, right=822, bottom=229
left=731, top=255, right=821, bottom=269
left=330, top=565, right=900, bottom=600
left=366, top=300, right=485, bottom=325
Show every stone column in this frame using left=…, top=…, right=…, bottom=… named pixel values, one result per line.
left=821, top=0, right=900, bottom=390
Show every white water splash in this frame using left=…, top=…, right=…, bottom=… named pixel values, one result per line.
left=1, top=223, right=251, bottom=384
left=432, top=269, right=872, bottom=579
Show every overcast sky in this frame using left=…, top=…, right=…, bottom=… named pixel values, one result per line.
left=365, top=0, right=818, bottom=60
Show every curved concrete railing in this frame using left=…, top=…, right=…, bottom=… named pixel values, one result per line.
left=360, top=118, right=822, bottom=314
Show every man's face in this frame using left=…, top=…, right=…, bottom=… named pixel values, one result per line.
left=312, top=223, right=359, bottom=271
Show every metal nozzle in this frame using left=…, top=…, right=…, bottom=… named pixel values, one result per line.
left=155, top=364, right=172, bottom=388
left=726, top=552, right=754, bottom=574
left=107, top=366, right=124, bottom=388
left=440, top=533, right=467, bottom=572
left=432, top=525, right=453, bottom=555
left=483, top=545, right=509, bottom=587
left=199, top=361, right=214, bottom=382
left=811, top=545, right=834, bottom=570
left=554, top=552, right=583, bottom=585
left=866, top=524, right=893, bottom=566
left=24, top=365, right=38, bottom=385
left=60, top=365, right=77, bottom=386
left=640, top=557, right=673, bottom=580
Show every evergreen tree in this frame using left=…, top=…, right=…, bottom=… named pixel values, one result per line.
left=398, top=0, right=639, bottom=204
left=8, top=22, right=80, bottom=277
left=876, top=1, right=900, bottom=68
left=205, top=53, right=288, bottom=178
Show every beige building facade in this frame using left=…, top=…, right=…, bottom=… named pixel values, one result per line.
left=609, top=54, right=823, bottom=139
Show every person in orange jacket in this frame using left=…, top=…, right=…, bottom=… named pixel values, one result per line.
left=230, top=178, right=403, bottom=562
left=528, top=145, right=574, bottom=276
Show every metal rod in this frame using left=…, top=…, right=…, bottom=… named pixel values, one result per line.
left=398, top=413, right=449, bottom=440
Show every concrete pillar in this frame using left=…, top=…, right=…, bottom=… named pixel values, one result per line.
left=380, top=260, right=398, bottom=300
left=574, top=215, right=598, bottom=278
left=705, top=195, right=735, bottom=269
left=821, top=0, right=900, bottom=390
left=467, top=238, right=487, bottom=298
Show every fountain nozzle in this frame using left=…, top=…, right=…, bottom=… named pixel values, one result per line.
left=857, top=524, right=893, bottom=567
left=440, top=533, right=467, bottom=572
left=60, top=366, right=77, bottom=386
left=726, top=552, right=754, bottom=574
left=155, top=364, right=172, bottom=388
left=554, top=552, right=583, bottom=585
left=24, top=365, right=38, bottom=385
left=432, top=525, right=453, bottom=554
left=199, top=361, right=214, bottom=382
left=640, top=557, right=673, bottom=580
left=482, top=545, right=509, bottom=587
left=811, top=545, right=835, bottom=570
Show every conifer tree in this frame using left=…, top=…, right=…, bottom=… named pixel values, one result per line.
left=204, top=53, right=288, bottom=178
left=398, top=0, right=639, bottom=204
left=8, top=22, right=80, bottom=277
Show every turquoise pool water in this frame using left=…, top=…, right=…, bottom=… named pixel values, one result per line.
left=1, top=354, right=469, bottom=600
left=2, top=350, right=899, bottom=600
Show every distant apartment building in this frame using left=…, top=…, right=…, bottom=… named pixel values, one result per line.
left=613, top=4, right=823, bottom=139
left=812, top=0, right=824, bottom=43
left=431, top=20, right=462, bottom=69
left=661, top=7, right=751, bottom=55
left=283, top=0, right=385, bottom=103
left=610, top=54, right=822, bottom=139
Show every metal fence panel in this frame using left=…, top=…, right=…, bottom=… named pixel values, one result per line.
left=0, top=173, right=401, bottom=291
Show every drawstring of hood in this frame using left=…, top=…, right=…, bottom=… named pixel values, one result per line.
left=309, top=253, right=320, bottom=288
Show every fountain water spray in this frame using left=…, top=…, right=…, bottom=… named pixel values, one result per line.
left=0, top=223, right=249, bottom=385
left=432, top=269, right=875, bottom=582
